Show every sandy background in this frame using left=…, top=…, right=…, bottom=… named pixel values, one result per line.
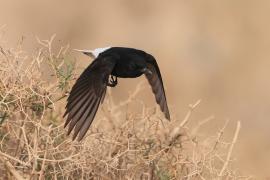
left=1, top=0, right=270, bottom=178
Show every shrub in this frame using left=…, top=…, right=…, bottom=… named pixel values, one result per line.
left=0, top=36, right=246, bottom=179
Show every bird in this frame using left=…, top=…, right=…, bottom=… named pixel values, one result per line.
left=64, top=47, right=170, bottom=141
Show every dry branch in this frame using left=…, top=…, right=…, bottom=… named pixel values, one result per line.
left=219, top=121, right=241, bottom=177
left=2, top=159, right=26, bottom=180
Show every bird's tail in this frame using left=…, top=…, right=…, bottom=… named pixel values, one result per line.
left=73, top=49, right=95, bottom=58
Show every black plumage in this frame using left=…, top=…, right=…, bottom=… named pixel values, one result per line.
left=64, top=47, right=170, bottom=141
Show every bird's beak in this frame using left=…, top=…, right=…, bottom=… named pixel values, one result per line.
left=73, top=49, right=95, bottom=58
left=142, top=68, right=153, bottom=75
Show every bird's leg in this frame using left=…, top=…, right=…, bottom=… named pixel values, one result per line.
left=107, top=75, right=118, bottom=87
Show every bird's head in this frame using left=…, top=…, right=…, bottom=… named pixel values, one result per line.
left=73, top=47, right=111, bottom=58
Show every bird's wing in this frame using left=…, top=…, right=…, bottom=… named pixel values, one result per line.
left=145, top=58, right=170, bottom=120
left=63, top=57, right=115, bottom=141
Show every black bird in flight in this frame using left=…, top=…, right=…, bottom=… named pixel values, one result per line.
left=64, top=47, right=170, bottom=141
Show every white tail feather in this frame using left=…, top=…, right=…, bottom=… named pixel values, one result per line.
left=73, top=47, right=111, bottom=58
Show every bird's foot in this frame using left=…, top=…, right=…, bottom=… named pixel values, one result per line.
left=107, top=76, right=118, bottom=87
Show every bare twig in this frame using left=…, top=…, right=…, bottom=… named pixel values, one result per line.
left=0, top=150, right=29, bottom=167
left=180, top=99, right=201, bottom=127
left=168, top=99, right=201, bottom=146
left=219, top=121, right=241, bottom=177
left=3, top=160, right=26, bottom=180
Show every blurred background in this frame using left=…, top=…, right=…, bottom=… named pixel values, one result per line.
left=1, top=0, right=270, bottom=178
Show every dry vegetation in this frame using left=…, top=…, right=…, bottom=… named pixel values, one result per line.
left=0, top=36, right=249, bottom=180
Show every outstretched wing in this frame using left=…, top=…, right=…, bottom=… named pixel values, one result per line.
left=64, top=57, right=115, bottom=141
left=145, top=57, right=170, bottom=120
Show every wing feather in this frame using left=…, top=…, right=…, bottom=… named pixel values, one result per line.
left=72, top=97, right=98, bottom=139
left=66, top=92, right=94, bottom=134
left=65, top=88, right=90, bottom=110
left=145, top=57, right=170, bottom=120
left=77, top=97, right=101, bottom=141
left=64, top=57, right=115, bottom=141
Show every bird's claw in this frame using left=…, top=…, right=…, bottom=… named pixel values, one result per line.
left=107, top=76, right=117, bottom=87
